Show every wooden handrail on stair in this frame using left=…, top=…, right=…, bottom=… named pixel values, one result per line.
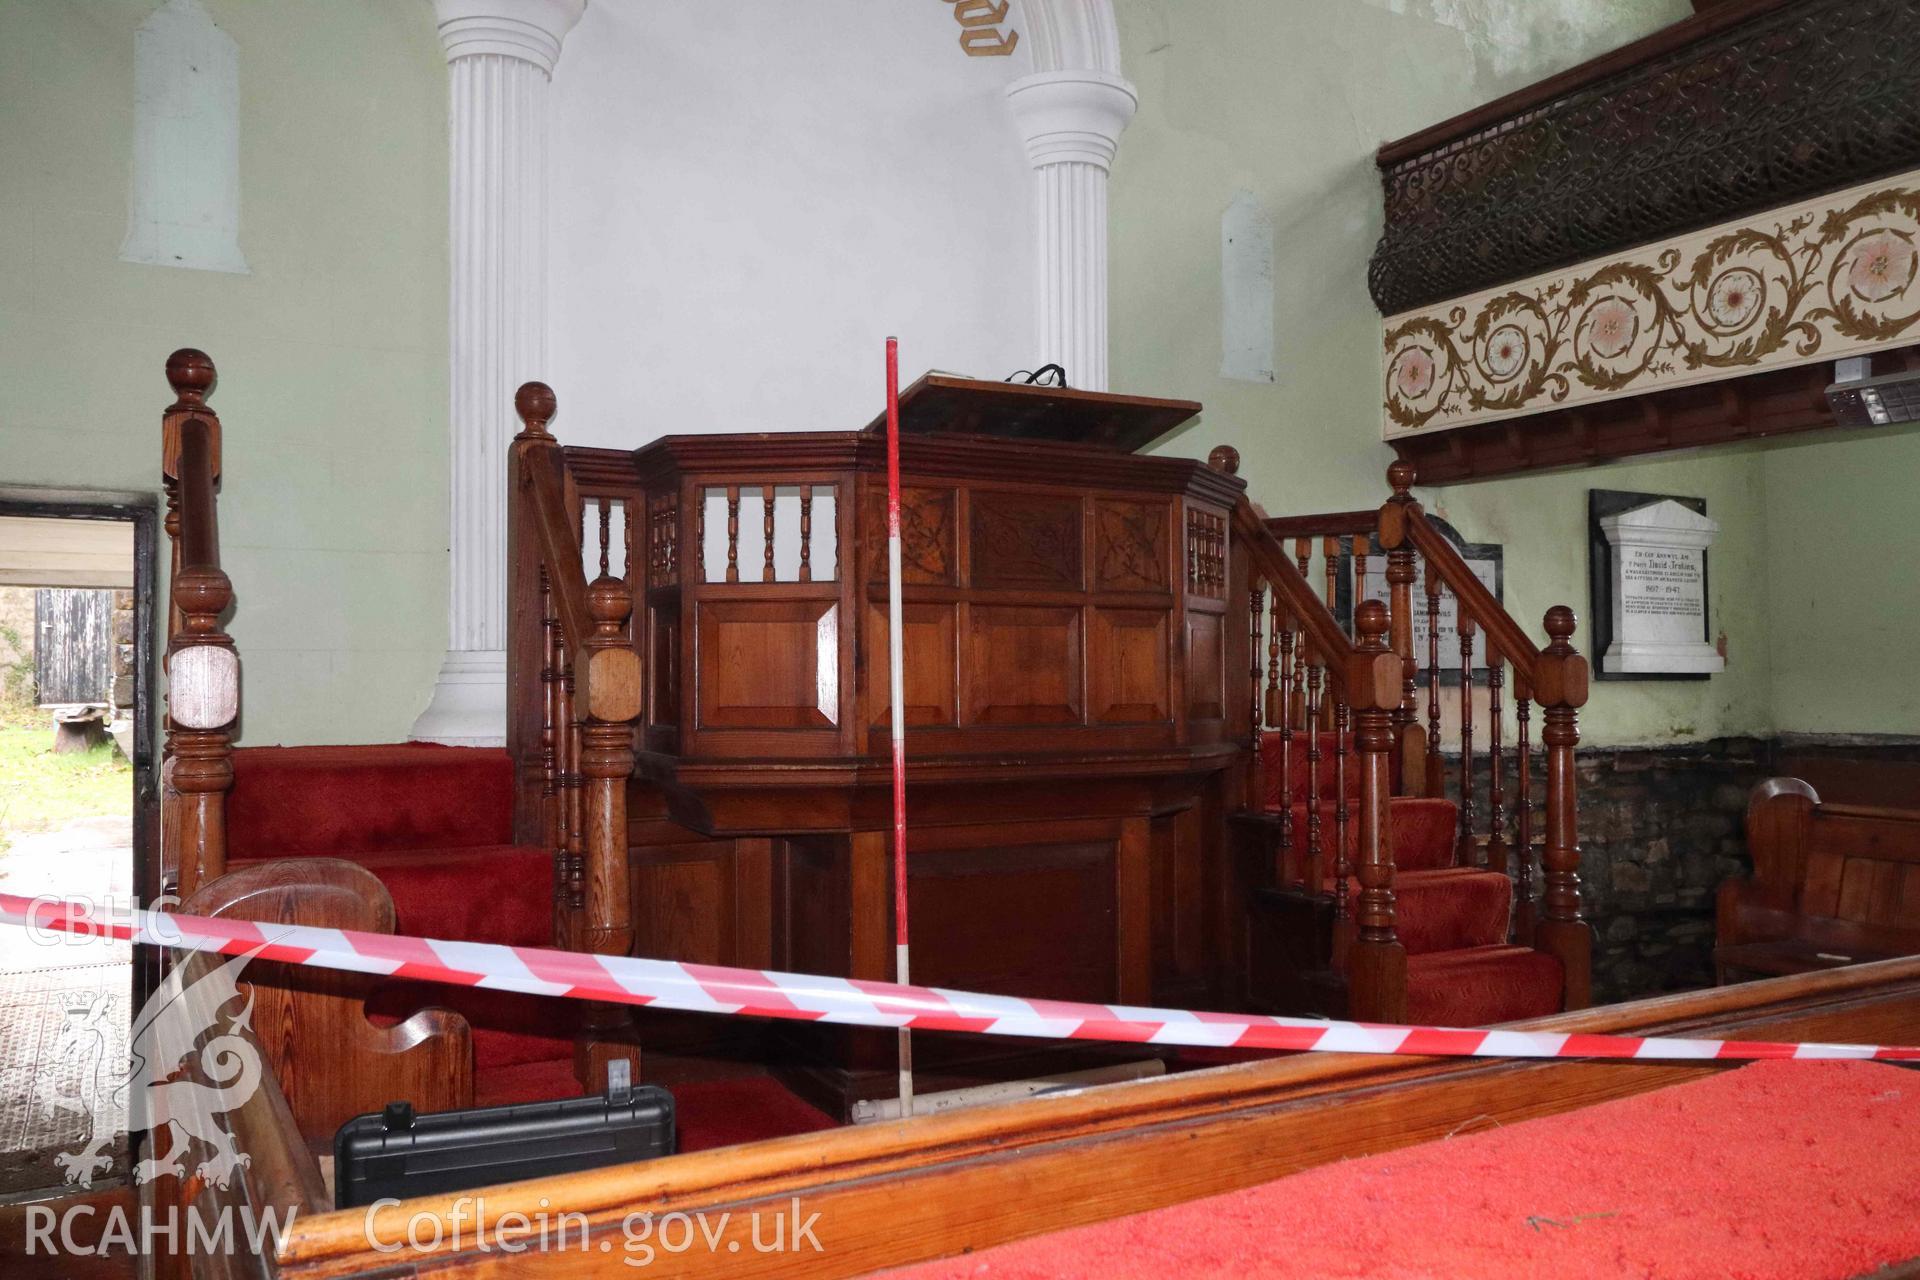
left=507, top=381, right=645, bottom=1089
left=1232, top=457, right=1593, bottom=1019
left=160, top=348, right=238, bottom=906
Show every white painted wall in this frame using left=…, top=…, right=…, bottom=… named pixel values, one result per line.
left=548, top=0, right=1038, bottom=446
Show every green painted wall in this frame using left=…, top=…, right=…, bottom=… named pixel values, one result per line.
left=1110, top=0, right=1788, bottom=746
left=0, top=0, right=448, bottom=745
left=1761, top=427, right=1920, bottom=736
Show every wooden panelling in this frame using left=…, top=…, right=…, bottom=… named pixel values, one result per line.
left=1088, top=607, right=1170, bottom=724
left=969, top=491, right=1083, bottom=590
left=648, top=603, right=678, bottom=726
left=1184, top=611, right=1225, bottom=723
left=963, top=605, right=1081, bottom=725
left=695, top=598, right=839, bottom=729
left=864, top=485, right=957, bottom=586
left=633, top=843, right=737, bottom=965
left=908, top=839, right=1117, bottom=1000
left=866, top=601, right=958, bottom=726
left=1094, top=500, right=1169, bottom=592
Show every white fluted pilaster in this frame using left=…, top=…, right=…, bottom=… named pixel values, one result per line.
left=413, top=0, right=583, bottom=746
left=1006, top=70, right=1136, bottom=393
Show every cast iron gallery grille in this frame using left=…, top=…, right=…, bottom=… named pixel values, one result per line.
left=1368, top=0, right=1920, bottom=315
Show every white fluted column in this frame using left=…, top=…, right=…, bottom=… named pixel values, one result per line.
left=1005, top=70, right=1137, bottom=393
left=412, top=0, right=584, bottom=746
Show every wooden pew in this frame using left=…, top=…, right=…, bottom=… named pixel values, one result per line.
left=1717, top=777, right=1920, bottom=983
left=179, top=858, right=474, bottom=1142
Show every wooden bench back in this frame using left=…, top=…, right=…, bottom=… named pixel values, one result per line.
left=1746, top=777, right=1920, bottom=947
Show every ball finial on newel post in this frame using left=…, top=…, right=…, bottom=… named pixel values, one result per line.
left=1356, top=598, right=1390, bottom=650
left=515, top=380, right=557, bottom=440
left=1207, top=445, right=1240, bottom=475
left=166, top=348, right=216, bottom=407
left=1386, top=460, right=1415, bottom=499
left=1543, top=605, right=1578, bottom=654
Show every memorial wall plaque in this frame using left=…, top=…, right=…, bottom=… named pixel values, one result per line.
left=1588, top=490, right=1723, bottom=680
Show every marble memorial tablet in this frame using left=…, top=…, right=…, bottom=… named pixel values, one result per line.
left=1597, top=498, right=1723, bottom=676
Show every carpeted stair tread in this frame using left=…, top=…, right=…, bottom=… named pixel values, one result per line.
left=1259, top=731, right=1360, bottom=806
left=1406, top=945, right=1563, bottom=1027
left=1273, top=796, right=1460, bottom=874
left=1370, top=867, right=1512, bottom=956
left=231, top=843, right=553, bottom=949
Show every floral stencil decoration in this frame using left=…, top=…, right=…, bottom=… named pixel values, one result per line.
left=1383, top=175, right=1920, bottom=436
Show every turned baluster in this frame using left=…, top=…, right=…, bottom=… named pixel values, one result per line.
left=1536, top=606, right=1592, bottom=1010
left=596, top=498, right=612, bottom=577
left=1333, top=696, right=1352, bottom=922
left=1422, top=566, right=1444, bottom=797
left=1514, top=671, right=1536, bottom=942
left=1319, top=537, right=1340, bottom=730
left=1381, top=462, right=1423, bottom=791
left=1290, top=539, right=1311, bottom=727
left=761, top=484, right=777, bottom=581
left=798, top=484, right=814, bottom=582
left=1265, top=594, right=1281, bottom=729
left=160, top=349, right=236, bottom=905
left=1305, top=654, right=1325, bottom=890
left=695, top=488, right=708, bottom=583
left=559, top=633, right=584, bottom=929
left=1456, top=612, right=1477, bottom=867
left=1485, top=641, right=1509, bottom=880
left=1351, top=543, right=1369, bottom=640
left=1347, top=601, right=1407, bottom=1021
left=1276, top=619, right=1297, bottom=881
left=1248, top=582, right=1265, bottom=799
left=725, top=485, right=741, bottom=583
left=540, top=567, right=559, bottom=849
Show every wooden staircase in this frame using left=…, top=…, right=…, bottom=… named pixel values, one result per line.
left=1223, top=456, right=1593, bottom=1025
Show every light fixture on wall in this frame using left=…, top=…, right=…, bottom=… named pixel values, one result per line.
left=1827, top=356, right=1920, bottom=427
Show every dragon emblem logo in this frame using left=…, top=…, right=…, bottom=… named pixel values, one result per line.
left=49, top=946, right=267, bottom=1190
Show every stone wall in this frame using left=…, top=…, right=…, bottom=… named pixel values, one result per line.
left=1572, top=739, right=1771, bottom=1004
left=1451, top=736, right=1920, bottom=1005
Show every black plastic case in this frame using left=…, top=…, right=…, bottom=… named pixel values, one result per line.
left=333, top=1071, right=675, bottom=1208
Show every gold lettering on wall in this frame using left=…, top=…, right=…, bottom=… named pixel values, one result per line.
left=943, top=0, right=1019, bottom=57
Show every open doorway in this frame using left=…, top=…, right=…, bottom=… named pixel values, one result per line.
left=0, top=498, right=155, bottom=1195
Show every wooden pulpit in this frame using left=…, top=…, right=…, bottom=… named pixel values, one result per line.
left=508, top=377, right=1249, bottom=1115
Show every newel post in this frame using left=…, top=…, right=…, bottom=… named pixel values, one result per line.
left=1534, top=605, right=1592, bottom=1009
left=160, top=349, right=237, bottom=905
left=1377, top=461, right=1425, bottom=795
left=1346, top=601, right=1407, bottom=1023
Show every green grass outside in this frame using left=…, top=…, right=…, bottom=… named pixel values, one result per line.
left=0, top=703, right=132, bottom=851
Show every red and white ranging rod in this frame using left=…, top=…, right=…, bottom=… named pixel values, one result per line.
left=885, top=335, right=914, bottom=1115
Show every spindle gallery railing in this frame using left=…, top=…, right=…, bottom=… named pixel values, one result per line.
left=1233, top=459, right=1592, bottom=1017
left=160, top=348, right=239, bottom=907
left=508, top=382, right=646, bottom=1087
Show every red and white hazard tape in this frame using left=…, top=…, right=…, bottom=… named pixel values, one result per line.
left=5, top=890, right=1916, bottom=1063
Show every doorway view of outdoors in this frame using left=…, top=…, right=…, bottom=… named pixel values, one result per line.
left=0, top=509, right=146, bottom=1196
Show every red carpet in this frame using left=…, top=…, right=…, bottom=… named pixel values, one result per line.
left=883, top=1059, right=1920, bottom=1279
left=227, top=743, right=838, bottom=1150
left=1261, top=731, right=1561, bottom=1025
